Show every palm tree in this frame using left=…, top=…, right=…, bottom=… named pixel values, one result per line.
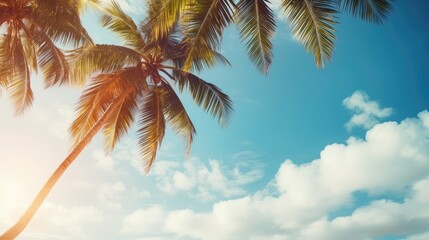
left=0, top=0, right=92, bottom=115
left=144, top=0, right=394, bottom=74
left=0, top=1, right=232, bottom=239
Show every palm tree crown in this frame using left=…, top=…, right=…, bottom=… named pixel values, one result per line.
left=68, top=1, right=233, bottom=172
left=0, top=0, right=91, bottom=115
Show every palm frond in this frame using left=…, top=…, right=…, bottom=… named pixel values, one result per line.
left=170, top=42, right=231, bottom=72
left=161, top=82, right=195, bottom=156
left=103, top=67, right=146, bottom=152
left=21, top=32, right=38, bottom=74
left=33, top=0, right=92, bottom=46
left=137, top=89, right=166, bottom=173
left=77, top=0, right=101, bottom=12
left=70, top=67, right=146, bottom=147
left=142, top=0, right=189, bottom=41
left=174, top=70, right=233, bottom=126
left=68, top=44, right=141, bottom=85
left=282, top=0, right=337, bottom=68
left=0, top=34, right=12, bottom=90
left=100, top=0, right=145, bottom=50
left=236, top=0, right=276, bottom=74
left=340, top=0, right=393, bottom=23
left=32, top=27, right=69, bottom=87
left=8, top=36, right=33, bottom=115
left=182, top=0, right=235, bottom=71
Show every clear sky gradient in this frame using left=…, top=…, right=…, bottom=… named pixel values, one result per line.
left=1, top=1, right=429, bottom=240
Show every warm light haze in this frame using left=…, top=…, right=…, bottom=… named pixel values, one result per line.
left=1, top=1, right=429, bottom=240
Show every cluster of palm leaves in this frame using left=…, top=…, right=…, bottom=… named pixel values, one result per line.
left=146, top=0, right=393, bottom=73
left=0, top=0, right=393, bottom=239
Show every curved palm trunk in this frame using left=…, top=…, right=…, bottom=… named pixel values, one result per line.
left=0, top=98, right=123, bottom=240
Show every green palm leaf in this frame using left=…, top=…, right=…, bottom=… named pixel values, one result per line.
left=236, top=0, right=276, bottom=74
left=182, top=0, right=235, bottom=71
left=340, top=0, right=393, bottom=23
left=68, top=44, right=141, bottom=85
left=161, top=82, right=196, bottom=156
left=142, top=0, right=189, bottom=41
left=282, top=0, right=337, bottom=68
left=137, top=89, right=166, bottom=173
left=100, top=0, right=145, bottom=50
left=174, top=70, right=233, bottom=127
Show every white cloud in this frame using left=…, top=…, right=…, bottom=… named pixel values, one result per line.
left=302, top=178, right=429, bottom=240
left=121, top=110, right=429, bottom=240
left=93, top=150, right=117, bottom=173
left=343, top=90, right=393, bottom=129
left=97, top=181, right=126, bottom=210
left=121, top=206, right=166, bottom=234
left=150, top=158, right=263, bottom=201
left=3, top=202, right=103, bottom=240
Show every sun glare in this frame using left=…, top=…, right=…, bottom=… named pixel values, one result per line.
left=0, top=181, right=28, bottom=224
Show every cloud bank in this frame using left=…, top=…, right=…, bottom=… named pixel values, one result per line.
left=121, top=111, right=429, bottom=240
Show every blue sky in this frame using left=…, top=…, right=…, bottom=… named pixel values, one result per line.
left=1, top=1, right=429, bottom=240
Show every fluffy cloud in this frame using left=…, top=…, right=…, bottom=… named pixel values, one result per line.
left=150, top=158, right=263, bottom=201
left=343, top=90, right=393, bottom=129
left=93, top=150, right=117, bottom=173
left=97, top=181, right=126, bottom=210
left=121, top=111, right=429, bottom=240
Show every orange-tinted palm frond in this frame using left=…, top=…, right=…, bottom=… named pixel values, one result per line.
left=174, top=70, right=233, bottom=126
left=100, top=0, right=145, bottom=50
left=161, top=82, right=195, bottom=156
left=70, top=67, right=146, bottom=147
left=32, top=27, right=69, bottom=87
left=137, top=88, right=166, bottom=173
left=102, top=67, right=146, bottom=152
left=33, top=0, right=92, bottom=46
left=76, top=0, right=101, bottom=12
left=182, top=0, right=235, bottom=71
left=68, top=44, right=141, bottom=85
left=8, top=35, right=34, bottom=115
left=236, top=0, right=276, bottom=74
left=21, top=31, right=38, bottom=74
left=340, top=0, right=393, bottom=24
left=282, top=0, right=337, bottom=68
left=0, top=37, right=9, bottom=90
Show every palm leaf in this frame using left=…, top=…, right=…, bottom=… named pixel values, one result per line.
left=103, top=67, right=146, bottom=152
left=282, top=0, right=337, bottom=68
left=182, top=0, right=235, bottom=71
left=137, top=89, right=166, bottom=173
left=161, top=82, right=196, bottom=155
left=340, top=0, right=393, bottom=23
left=8, top=35, right=33, bottom=115
left=21, top=32, right=38, bottom=74
left=170, top=42, right=231, bottom=72
left=236, top=0, right=276, bottom=74
left=70, top=67, right=146, bottom=147
left=32, top=0, right=92, bottom=46
left=174, top=70, right=233, bottom=126
left=100, top=0, right=145, bottom=50
left=142, top=0, right=189, bottom=41
left=68, top=44, right=141, bottom=85
left=32, top=27, right=69, bottom=87
left=0, top=34, right=13, bottom=88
